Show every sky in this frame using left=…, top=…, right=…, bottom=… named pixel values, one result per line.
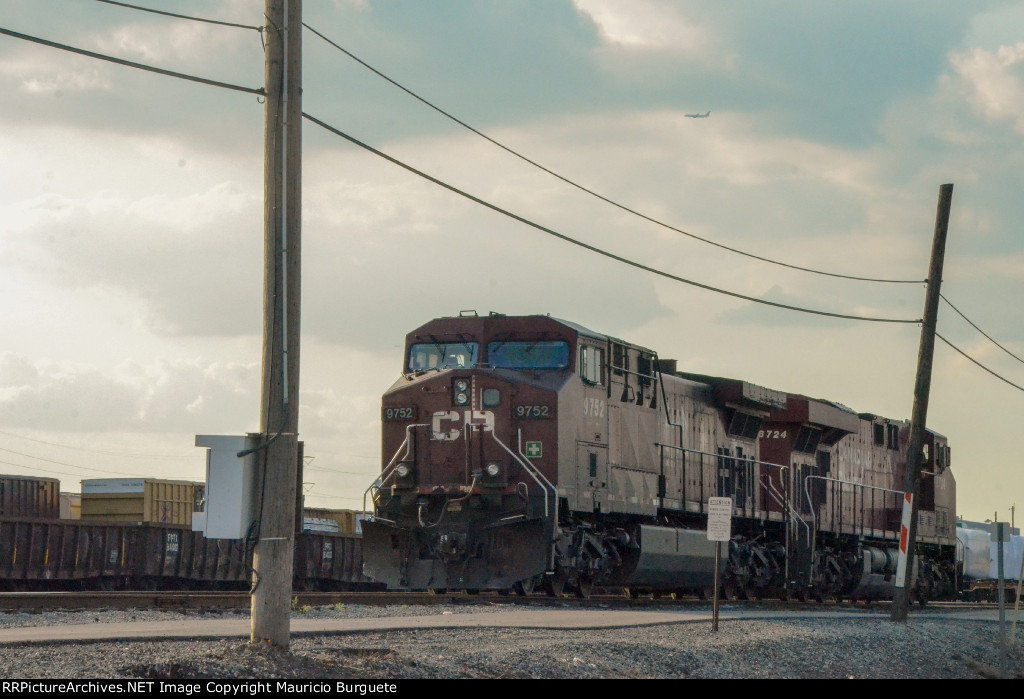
left=0, top=0, right=1022, bottom=523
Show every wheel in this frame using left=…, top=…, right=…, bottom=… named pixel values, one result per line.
left=543, top=569, right=567, bottom=597
left=573, top=575, right=593, bottom=599
left=513, top=577, right=536, bottom=597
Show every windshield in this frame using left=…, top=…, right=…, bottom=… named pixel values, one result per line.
left=407, top=342, right=479, bottom=372
left=487, top=341, right=570, bottom=370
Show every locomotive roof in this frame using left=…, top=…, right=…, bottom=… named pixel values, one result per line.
left=409, top=313, right=653, bottom=352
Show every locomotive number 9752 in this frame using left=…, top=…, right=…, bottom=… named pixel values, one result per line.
left=383, top=406, right=417, bottom=421
left=514, top=404, right=552, bottom=419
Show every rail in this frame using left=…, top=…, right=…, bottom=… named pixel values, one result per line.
left=363, top=424, right=428, bottom=517
left=488, top=429, right=551, bottom=520
left=655, top=442, right=811, bottom=539
left=801, top=475, right=903, bottom=540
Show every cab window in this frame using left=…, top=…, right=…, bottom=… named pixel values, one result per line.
left=487, top=341, right=569, bottom=370
left=407, top=342, right=479, bottom=372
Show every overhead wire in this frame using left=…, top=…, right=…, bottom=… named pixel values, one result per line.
left=304, top=112, right=921, bottom=325
left=0, top=26, right=264, bottom=96
left=94, top=0, right=264, bottom=31
left=303, top=22, right=923, bottom=286
left=0, top=429, right=193, bottom=458
left=0, top=446, right=165, bottom=478
left=941, top=294, right=1024, bottom=366
left=0, top=457, right=98, bottom=481
left=936, top=333, right=1024, bottom=393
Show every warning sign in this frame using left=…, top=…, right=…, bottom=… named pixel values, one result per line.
left=707, top=497, right=733, bottom=542
left=894, top=492, right=913, bottom=588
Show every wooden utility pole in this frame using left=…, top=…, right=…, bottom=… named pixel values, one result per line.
left=252, top=0, right=301, bottom=647
left=891, top=183, right=953, bottom=622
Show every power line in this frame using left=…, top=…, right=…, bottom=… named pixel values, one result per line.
left=941, top=294, right=1024, bottom=366
left=303, top=464, right=377, bottom=476
left=0, top=26, right=264, bottom=96
left=0, top=457, right=97, bottom=482
left=936, top=332, right=1024, bottom=393
left=304, top=22, right=923, bottom=286
left=304, top=111, right=921, bottom=325
left=95, top=0, right=263, bottom=31
left=0, top=446, right=181, bottom=478
left=0, top=429, right=193, bottom=459
left=305, top=490, right=363, bottom=503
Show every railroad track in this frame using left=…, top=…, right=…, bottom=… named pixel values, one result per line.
left=0, top=590, right=1001, bottom=613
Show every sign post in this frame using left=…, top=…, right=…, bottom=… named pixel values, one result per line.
left=707, top=497, right=733, bottom=633
left=993, top=520, right=1010, bottom=678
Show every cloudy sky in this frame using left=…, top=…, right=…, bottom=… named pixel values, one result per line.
left=0, top=0, right=1021, bottom=522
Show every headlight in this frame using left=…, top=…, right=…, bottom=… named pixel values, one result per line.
left=453, top=378, right=470, bottom=406
left=485, top=462, right=501, bottom=477
left=396, top=464, right=411, bottom=478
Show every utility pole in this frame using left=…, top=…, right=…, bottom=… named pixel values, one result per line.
left=891, top=183, right=953, bottom=622
left=252, top=0, right=301, bottom=647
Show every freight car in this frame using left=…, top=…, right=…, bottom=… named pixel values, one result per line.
left=362, top=312, right=958, bottom=602
left=0, top=516, right=368, bottom=592
left=957, top=522, right=1023, bottom=602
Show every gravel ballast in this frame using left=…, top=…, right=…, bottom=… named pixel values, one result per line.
left=0, top=604, right=1020, bottom=679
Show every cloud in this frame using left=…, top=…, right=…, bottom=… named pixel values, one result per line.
left=2, top=181, right=263, bottom=337
left=571, top=0, right=708, bottom=53
left=0, top=353, right=259, bottom=434
left=949, top=42, right=1024, bottom=133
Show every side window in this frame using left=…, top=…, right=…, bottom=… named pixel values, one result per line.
left=886, top=424, right=898, bottom=450
left=579, top=345, right=605, bottom=385
left=873, top=423, right=885, bottom=446
left=611, top=343, right=627, bottom=376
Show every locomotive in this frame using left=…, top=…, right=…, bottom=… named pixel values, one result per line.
left=362, top=312, right=957, bottom=602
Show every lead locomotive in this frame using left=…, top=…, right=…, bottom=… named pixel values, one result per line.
left=362, top=312, right=957, bottom=601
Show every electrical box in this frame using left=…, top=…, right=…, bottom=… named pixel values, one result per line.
left=194, top=434, right=257, bottom=539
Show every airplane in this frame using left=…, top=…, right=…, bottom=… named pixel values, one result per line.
left=685, top=111, right=711, bottom=118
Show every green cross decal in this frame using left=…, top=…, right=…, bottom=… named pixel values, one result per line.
left=525, top=441, right=542, bottom=459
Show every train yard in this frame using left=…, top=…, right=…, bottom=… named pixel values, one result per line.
left=1, top=312, right=1022, bottom=680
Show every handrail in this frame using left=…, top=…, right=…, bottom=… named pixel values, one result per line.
left=766, top=475, right=804, bottom=528
left=362, top=423, right=428, bottom=515
left=802, top=475, right=902, bottom=536
left=516, top=430, right=562, bottom=567
left=488, top=429, right=550, bottom=519
left=517, top=429, right=559, bottom=519
left=654, top=442, right=789, bottom=471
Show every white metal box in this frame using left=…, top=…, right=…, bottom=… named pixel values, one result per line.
left=194, top=434, right=257, bottom=539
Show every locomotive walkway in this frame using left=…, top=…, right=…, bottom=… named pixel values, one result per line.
left=0, top=606, right=1007, bottom=645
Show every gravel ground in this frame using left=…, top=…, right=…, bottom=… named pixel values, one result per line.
left=0, top=604, right=1021, bottom=679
